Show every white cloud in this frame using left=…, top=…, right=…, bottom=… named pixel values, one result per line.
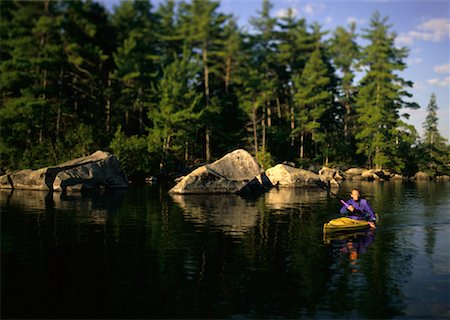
left=397, top=18, right=450, bottom=47
left=407, top=58, right=423, bottom=65
left=346, top=16, right=365, bottom=25
left=303, top=3, right=326, bottom=15
left=427, top=77, right=450, bottom=87
left=276, top=8, right=298, bottom=19
left=413, top=81, right=424, bottom=91
left=434, top=63, right=450, bottom=74
left=395, top=33, right=414, bottom=46
left=417, top=18, right=450, bottom=41
left=325, top=16, right=333, bottom=24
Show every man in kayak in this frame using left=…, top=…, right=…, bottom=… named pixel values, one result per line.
left=340, top=188, right=376, bottom=228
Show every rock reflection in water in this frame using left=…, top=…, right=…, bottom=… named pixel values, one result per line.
left=170, top=194, right=260, bottom=236
left=265, top=187, right=328, bottom=210
left=0, top=189, right=127, bottom=224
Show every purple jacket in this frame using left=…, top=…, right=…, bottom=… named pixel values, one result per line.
left=340, top=198, right=376, bottom=222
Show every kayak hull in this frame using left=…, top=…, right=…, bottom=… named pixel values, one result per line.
left=323, top=217, right=370, bottom=233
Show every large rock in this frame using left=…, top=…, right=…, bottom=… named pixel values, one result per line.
left=0, top=151, right=128, bottom=192
left=414, top=171, right=430, bottom=180
left=436, top=175, right=450, bottom=181
left=318, top=166, right=344, bottom=187
left=361, top=169, right=383, bottom=181
left=264, top=164, right=325, bottom=188
left=0, top=168, right=49, bottom=190
left=344, top=168, right=365, bottom=180
left=169, top=149, right=264, bottom=194
left=344, top=167, right=389, bottom=181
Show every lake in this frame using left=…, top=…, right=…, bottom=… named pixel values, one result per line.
left=1, top=181, right=449, bottom=319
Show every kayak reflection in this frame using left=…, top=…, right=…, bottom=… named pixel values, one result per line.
left=324, top=230, right=376, bottom=272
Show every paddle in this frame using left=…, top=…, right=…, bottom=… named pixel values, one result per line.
left=319, top=183, right=349, bottom=208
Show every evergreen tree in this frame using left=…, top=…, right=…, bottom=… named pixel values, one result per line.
left=292, top=45, right=334, bottom=162
left=420, top=93, right=450, bottom=175
left=249, top=0, right=278, bottom=159
left=148, top=52, right=203, bottom=174
left=276, top=10, right=314, bottom=157
left=0, top=1, right=64, bottom=169
left=178, top=0, right=229, bottom=162
left=62, top=0, right=116, bottom=142
left=330, top=23, right=360, bottom=154
left=111, top=0, right=158, bottom=136
left=355, top=12, right=418, bottom=170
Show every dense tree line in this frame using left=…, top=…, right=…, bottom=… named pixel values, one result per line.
left=1, top=0, right=449, bottom=180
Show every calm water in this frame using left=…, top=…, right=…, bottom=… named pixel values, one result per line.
left=1, top=181, right=449, bottom=319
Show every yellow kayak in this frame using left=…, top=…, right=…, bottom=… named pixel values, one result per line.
left=323, top=217, right=370, bottom=233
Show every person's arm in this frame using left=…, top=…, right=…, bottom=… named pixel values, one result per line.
left=340, top=204, right=348, bottom=215
left=363, top=200, right=376, bottom=221
left=340, top=200, right=352, bottom=215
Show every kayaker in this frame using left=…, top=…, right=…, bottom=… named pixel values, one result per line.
left=340, top=188, right=376, bottom=228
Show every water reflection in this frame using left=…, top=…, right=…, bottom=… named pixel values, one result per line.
left=265, top=188, right=328, bottom=211
left=170, top=194, right=261, bottom=236
left=1, top=183, right=449, bottom=319
left=0, top=189, right=127, bottom=225
left=324, top=230, right=376, bottom=273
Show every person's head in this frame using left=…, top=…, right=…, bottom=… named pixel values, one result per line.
left=350, top=188, right=361, bottom=201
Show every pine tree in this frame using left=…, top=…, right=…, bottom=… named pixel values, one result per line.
left=420, top=93, right=450, bottom=175
left=0, top=1, right=65, bottom=169
left=178, top=0, right=229, bottom=162
left=148, top=52, right=203, bottom=174
left=249, top=0, right=278, bottom=159
left=276, top=10, right=314, bottom=154
left=355, top=12, right=417, bottom=170
left=330, top=23, right=360, bottom=150
left=293, top=44, right=334, bottom=162
left=111, top=0, right=158, bottom=136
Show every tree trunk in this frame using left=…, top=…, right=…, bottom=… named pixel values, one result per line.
left=106, top=76, right=111, bottom=133
left=262, top=106, right=266, bottom=155
left=225, top=56, right=231, bottom=93
left=290, top=106, right=295, bottom=147
left=138, top=87, right=143, bottom=136
left=300, top=132, right=304, bottom=159
left=203, top=43, right=210, bottom=105
left=344, top=103, right=350, bottom=143
left=252, top=103, right=258, bottom=157
left=276, top=96, right=281, bottom=118
left=56, top=108, right=61, bottom=138
left=203, top=42, right=210, bottom=162
left=206, top=128, right=211, bottom=163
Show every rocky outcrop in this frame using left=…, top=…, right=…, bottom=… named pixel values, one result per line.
left=344, top=168, right=365, bottom=180
left=318, top=166, right=345, bottom=187
left=344, top=167, right=391, bottom=181
left=413, top=171, right=431, bottom=180
left=169, top=149, right=266, bottom=194
left=392, top=174, right=404, bottom=180
left=0, top=151, right=128, bottom=192
left=264, top=164, right=325, bottom=188
left=436, top=175, right=450, bottom=181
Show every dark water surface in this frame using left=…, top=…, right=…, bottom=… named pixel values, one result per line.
left=2, top=181, right=449, bottom=319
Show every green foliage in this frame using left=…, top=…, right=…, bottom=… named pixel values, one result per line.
left=256, top=151, right=274, bottom=170
left=1, top=1, right=447, bottom=180
left=355, top=12, right=418, bottom=171
left=110, top=126, right=156, bottom=180
left=418, top=93, right=450, bottom=176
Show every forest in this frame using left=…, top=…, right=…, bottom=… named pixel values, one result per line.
left=1, top=0, right=449, bottom=181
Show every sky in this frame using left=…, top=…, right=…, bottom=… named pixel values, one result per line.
left=102, top=0, right=450, bottom=140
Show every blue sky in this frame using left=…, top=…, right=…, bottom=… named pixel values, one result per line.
left=102, top=0, right=450, bottom=140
